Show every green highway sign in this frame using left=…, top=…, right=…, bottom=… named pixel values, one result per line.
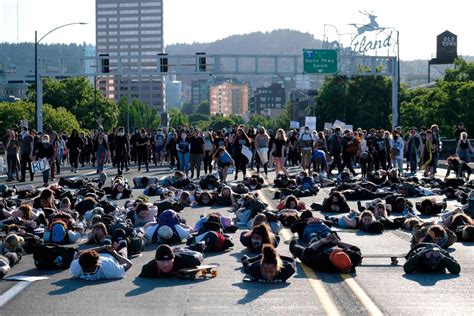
left=303, top=49, right=338, bottom=74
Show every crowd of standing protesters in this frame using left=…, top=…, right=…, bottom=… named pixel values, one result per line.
left=1, top=122, right=472, bottom=186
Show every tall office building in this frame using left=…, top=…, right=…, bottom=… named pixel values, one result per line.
left=191, top=79, right=209, bottom=106
left=96, top=0, right=165, bottom=111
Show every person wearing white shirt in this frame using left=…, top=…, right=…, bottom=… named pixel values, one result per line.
left=69, top=245, right=132, bottom=281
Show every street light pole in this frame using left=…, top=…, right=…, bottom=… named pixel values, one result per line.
left=35, top=22, right=87, bottom=132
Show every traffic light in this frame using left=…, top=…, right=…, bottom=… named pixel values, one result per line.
left=158, top=53, right=168, bottom=73
left=99, top=53, right=109, bottom=73
left=197, top=52, right=206, bottom=72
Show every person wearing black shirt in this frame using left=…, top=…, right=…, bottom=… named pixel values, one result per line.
left=233, top=128, right=251, bottom=180
left=373, top=130, right=388, bottom=171
left=289, top=234, right=362, bottom=273
left=66, top=129, right=84, bottom=174
left=19, top=127, right=34, bottom=182
left=139, top=245, right=203, bottom=278
left=189, top=128, right=205, bottom=179
left=242, top=244, right=296, bottom=283
left=136, top=128, right=150, bottom=172
left=114, top=127, right=130, bottom=174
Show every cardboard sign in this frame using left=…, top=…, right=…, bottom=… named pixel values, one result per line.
left=241, top=145, right=253, bottom=162
left=324, top=122, right=333, bottom=129
left=305, top=116, right=317, bottom=131
left=290, top=121, right=300, bottom=129
left=32, top=158, right=50, bottom=174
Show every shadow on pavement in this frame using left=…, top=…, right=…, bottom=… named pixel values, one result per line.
left=232, top=281, right=290, bottom=304
left=48, top=278, right=116, bottom=295
left=402, top=273, right=459, bottom=286
left=125, top=276, right=206, bottom=297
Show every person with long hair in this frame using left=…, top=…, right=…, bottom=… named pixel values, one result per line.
left=419, top=130, right=435, bottom=177
left=240, top=223, right=279, bottom=252
left=270, top=128, right=289, bottom=176
left=456, top=132, right=473, bottom=164
left=203, top=131, right=215, bottom=175
left=254, top=126, right=270, bottom=178
left=5, top=130, right=20, bottom=182
left=233, top=128, right=251, bottom=180
left=241, top=244, right=296, bottom=282
left=213, top=146, right=235, bottom=184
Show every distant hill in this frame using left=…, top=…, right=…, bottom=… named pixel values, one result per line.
left=1, top=29, right=472, bottom=86
left=166, top=29, right=323, bottom=55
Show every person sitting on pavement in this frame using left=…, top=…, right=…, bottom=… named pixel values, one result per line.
left=139, top=244, right=203, bottom=278
left=289, top=233, right=362, bottom=273
left=240, top=222, right=279, bottom=253
left=69, top=245, right=132, bottom=281
left=241, top=244, right=296, bottom=283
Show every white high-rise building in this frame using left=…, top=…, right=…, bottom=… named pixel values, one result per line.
left=96, top=0, right=165, bottom=111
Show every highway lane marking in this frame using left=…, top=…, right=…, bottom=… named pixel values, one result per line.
left=340, top=274, right=383, bottom=316
left=0, top=281, right=32, bottom=308
left=260, top=176, right=383, bottom=316
left=279, top=228, right=341, bottom=316
left=257, top=189, right=341, bottom=316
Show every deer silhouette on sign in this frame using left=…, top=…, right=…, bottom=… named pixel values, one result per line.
left=350, top=11, right=385, bottom=35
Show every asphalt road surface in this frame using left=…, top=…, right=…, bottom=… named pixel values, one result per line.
left=1, top=162, right=473, bottom=315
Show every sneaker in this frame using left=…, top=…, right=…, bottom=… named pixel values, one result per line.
left=240, top=255, right=250, bottom=263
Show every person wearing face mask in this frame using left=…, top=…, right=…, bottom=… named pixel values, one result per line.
left=19, top=127, right=34, bottom=182
left=189, top=128, right=205, bottom=179
left=114, top=127, right=130, bottom=174
left=299, top=126, right=314, bottom=173
left=130, top=128, right=140, bottom=164
left=34, top=134, right=55, bottom=187
left=136, top=128, right=150, bottom=172
left=153, top=129, right=166, bottom=166
left=327, top=127, right=343, bottom=176
left=176, top=131, right=191, bottom=176
left=66, top=129, right=84, bottom=174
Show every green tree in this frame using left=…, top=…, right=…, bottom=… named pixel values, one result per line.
left=189, top=113, right=211, bottom=126
left=316, top=75, right=392, bottom=130
left=181, top=102, right=194, bottom=115
left=209, top=115, right=235, bottom=131
left=195, top=101, right=210, bottom=115
left=0, top=101, right=79, bottom=135
left=43, top=105, right=80, bottom=134
left=28, top=77, right=118, bottom=130
left=169, top=108, right=189, bottom=128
